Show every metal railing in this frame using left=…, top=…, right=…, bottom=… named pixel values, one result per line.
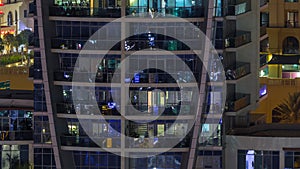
left=49, top=6, right=121, bottom=18
left=285, top=21, right=299, bottom=28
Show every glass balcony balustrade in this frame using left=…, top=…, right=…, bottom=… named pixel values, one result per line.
left=125, top=135, right=190, bottom=148
left=61, top=135, right=121, bottom=148
left=54, top=71, right=121, bottom=83
left=225, top=62, right=250, bottom=80
left=225, top=93, right=250, bottom=112
left=49, top=6, right=121, bottom=18
left=260, top=54, right=268, bottom=67
left=125, top=103, right=192, bottom=116
left=124, top=39, right=190, bottom=51
left=57, top=102, right=120, bottom=116
left=0, top=130, right=33, bottom=141
left=51, top=38, right=121, bottom=50
left=225, top=31, right=251, bottom=48
left=260, top=0, right=269, bottom=7
left=226, top=0, right=251, bottom=16
left=126, top=6, right=204, bottom=18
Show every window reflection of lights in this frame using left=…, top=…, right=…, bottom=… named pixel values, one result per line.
left=88, top=40, right=96, bottom=44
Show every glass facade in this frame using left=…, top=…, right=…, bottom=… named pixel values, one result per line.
left=0, top=145, right=29, bottom=169
left=73, top=151, right=121, bottom=169
left=285, top=151, right=300, bottom=169
left=35, top=0, right=260, bottom=168
left=34, top=84, right=47, bottom=112
left=0, top=110, right=32, bottom=141
left=196, top=150, right=222, bottom=169
left=33, top=116, right=52, bottom=144
left=128, top=152, right=183, bottom=169
left=238, top=150, right=279, bottom=169
left=34, top=148, right=56, bottom=169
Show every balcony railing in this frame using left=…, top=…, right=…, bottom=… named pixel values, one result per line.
left=54, top=71, right=120, bottom=83
left=260, top=25, right=267, bottom=37
left=57, top=103, right=120, bottom=116
left=198, top=135, right=222, bottom=147
left=225, top=31, right=251, bottom=48
left=51, top=38, right=121, bottom=50
left=49, top=6, right=121, bottom=18
left=124, top=39, right=190, bottom=51
left=61, top=135, right=121, bottom=148
left=285, top=0, right=299, bottom=2
left=260, top=0, right=269, bottom=7
left=286, top=21, right=299, bottom=28
left=126, top=6, right=205, bottom=18
left=0, top=130, right=33, bottom=141
left=260, top=54, right=268, bottom=67
left=126, top=71, right=198, bottom=83
left=225, top=62, right=250, bottom=80
left=225, top=93, right=250, bottom=112
left=126, top=136, right=190, bottom=148
left=29, top=2, right=37, bottom=16
left=226, top=0, right=251, bottom=16
left=125, top=103, right=192, bottom=116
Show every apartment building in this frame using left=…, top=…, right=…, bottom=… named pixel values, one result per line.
left=34, top=0, right=259, bottom=168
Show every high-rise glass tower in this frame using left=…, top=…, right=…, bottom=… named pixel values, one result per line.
left=33, top=0, right=259, bottom=168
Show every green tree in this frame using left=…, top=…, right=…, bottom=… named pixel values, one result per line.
left=273, top=92, right=300, bottom=123
left=3, top=33, right=16, bottom=53
left=16, top=29, right=34, bottom=52
left=0, top=38, right=4, bottom=52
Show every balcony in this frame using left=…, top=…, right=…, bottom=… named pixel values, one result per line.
left=51, top=38, right=121, bottom=51
left=126, top=6, right=204, bottom=18
left=54, top=71, right=120, bottom=83
left=285, top=0, right=299, bottom=2
left=198, top=135, right=222, bottom=147
left=226, top=0, right=251, bottom=16
left=124, top=39, right=190, bottom=51
left=286, top=21, right=299, bottom=28
left=49, top=6, right=121, bottom=18
left=225, top=31, right=251, bottom=48
left=61, top=135, right=121, bottom=148
left=260, top=25, right=267, bottom=37
left=125, top=103, right=192, bottom=116
left=225, top=93, right=250, bottom=112
left=57, top=102, right=120, bottom=116
left=260, top=0, right=269, bottom=7
left=28, top=2, right=37, bottom=16
left=0, top=130, right=33, bottom=141
left=126, top=136, right=190, bottom=148
left=126, top=71, right=197, bottom=83
left=260, top=54, right=268, bottom=67
left=225, top=62, right=251, bottom=80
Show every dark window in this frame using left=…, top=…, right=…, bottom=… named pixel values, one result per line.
left=24, top=10, right=27, bottom=17
left=283, top=36, right=299, bottom=54
left=7, top=11, right=13, bottom=26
